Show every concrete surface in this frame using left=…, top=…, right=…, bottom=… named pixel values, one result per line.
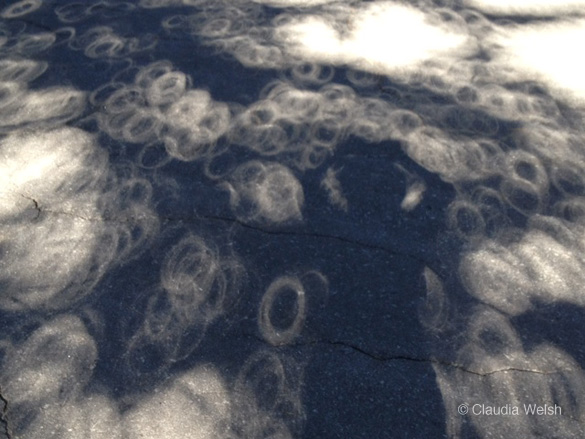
left=1, top=1, right=585, bottom=438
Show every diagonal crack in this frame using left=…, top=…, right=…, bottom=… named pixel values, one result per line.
left=193, top=213, right=432, bottom=267
left=12, top=193, right=433, bottom=267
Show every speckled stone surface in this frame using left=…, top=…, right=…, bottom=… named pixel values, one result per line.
left=1, top=1, right=585, bottom=438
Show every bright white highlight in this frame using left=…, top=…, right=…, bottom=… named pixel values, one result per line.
left=491, top=19, right=585, bottom=102
left=0, top=128, right=111, bottom=311
left=464, top=0, right=585, bottom=16
left=275, top=2, right=475, bottom=76
left=124, top=367, right=231, bottom=439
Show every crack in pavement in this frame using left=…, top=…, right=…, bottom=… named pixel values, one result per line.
left=244, top=333, right=573, bottom=378
left=195, top=213, right=430, bottom=266
left=312, top=340, right=569, bottom=378
left=19, top=194, right=41, bottom=219
left=12, top=194, right=431, bottom=266
left=0, top=384, right=12, bottom=439
left=15, top=194, right=148, bottom=225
